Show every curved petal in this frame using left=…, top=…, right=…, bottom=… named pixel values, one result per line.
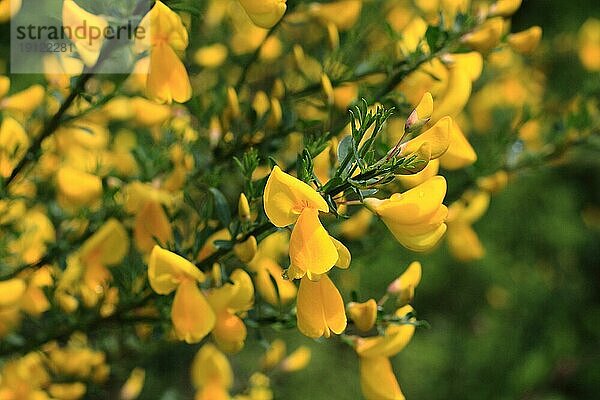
left=264, top=166, right=329, bottom=227
left=359, top=356, right=405, bottom=400
left=148, top=246, right=205, bottom=294
left=147, top=43, right=192, bottom=104
left=402, top=117, right=451, bottom=159
left=365, top=176, right=447, bottom=226
left=296, top=275, right=346, bottom=338
left=391, top=223, right=447, bottom=252
left=289, top=208, right=338, bottom=277
left=172, top=279, right=216, bottom=343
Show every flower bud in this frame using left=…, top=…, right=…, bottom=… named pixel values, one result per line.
left=462, top=17, right=505, bottom=53
left=238, top=193, right=252, bottom=221
left=233, top=235, right=258, bottom=263
left=261, top=339, right=286, bottom=370
left=387, top=261, right=422, bottom=305
left=212, top=312, right=247, bottom=353
left=227, top=86, right=241, bottom=119
left=280, top=346, right=312, bottom=372
left=405, top=92, right=433, bottom=132
left=321, top=73, right=335, bottom=106
left=489, top=0, right=522, bottom=17
left=508, top=26, right=542, bottom=54
left=347, top=299, right=378, bottom=332
left=120, top=368, right=145, bottom=400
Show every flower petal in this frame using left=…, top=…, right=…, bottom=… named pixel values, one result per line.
left=263, top=166, right=329, bottom=227
left=148, top=246, right=205, bottom=294
left=359, top=356, right=405, bottom=400
left=289, top=208, right=338, bottom=277
left=172, top=279, right=215, bottom=343
left=296, top=275, right=346, bottom=338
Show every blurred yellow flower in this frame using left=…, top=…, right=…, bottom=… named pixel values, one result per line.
left=239, top=0, right=287, bottom=29
left=148, top=246, right=216, bottom=343
left=347, top=298, right=378, bottom=332
left=138, top=1, right=192, bottom=103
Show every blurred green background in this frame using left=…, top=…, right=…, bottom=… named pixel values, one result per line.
left=264, top=2, right=600, bottom=399
left=127, top=1, right=600, bottom=399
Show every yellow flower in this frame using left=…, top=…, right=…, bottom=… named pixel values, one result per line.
left=462, top=17, right=505, bottom=53
left=138, top=1, right=192, bottom=103
left=280, top=346, right=312, bottom=372
left=238, top=0, right=287, bottom=29
left=430, top=66, right=472, bottom=122
left=508, top=26, right=543, bottom=54
left=365, top=177, right=448, bottom=252
left=347, top=299, right=378, bottom=332
left=194, top=44, right=229, bottom=68
left=0, top=0, right=21, bottom=22
left=296, top=274, right=346, bottom=338
left=359, top=356, right=405, bottom=400
left=387, top=261, right=422, bottom=304
left=264, top=166, right=342, bottom=279
left=56, top=166, right=103, bottom=208
left=238, top=193, right=252, bottom=221
left=191, top=343, right=233, bottom=391
left=148, top=246, right=215, bottom=343
left=120, top=368, right=145, bottom=400
left=263, top=165, right=328, bottom=227
left=0, top=84, right=45, bottom=115
left=0, top=117, right=29, bottom=178
left=489, top=0, right=522, bottom=17
left=62, top=0, right=108, bottom=67
left=579, top=18, right=600, bottom=72
left=261, top=339, right=286, bottom=370
left=308, top=0, right=362, bottom=31
left=400, top=116, right=451, bottom=160
left=48, top=382, right=87, bottom=400
left=233, top=236, right=258, bottom=263
left=0, top=279, right=26, bottom=307
left=355, top=305, right=416, bottom=358
left=73, top=219, right=129, bottom=307
left=446, top=190, right=490, bottom=261
left=124, top=182, right=175, bottom=253
left=207, top=269, right=254, bottom=353
left=248, top=256, right=297, bottom=306
left=8, top=209, right=55, bottom=265
left=439, top=119, right=477, bottom=170
left=288, top=207, right=339, bottom=279
left=20, top=267, right=53, bottom=317
left=405, top=92, right=433, bottom=131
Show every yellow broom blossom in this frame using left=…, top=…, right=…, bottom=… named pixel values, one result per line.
left=365, top=177, right=448, bottom=252
left=0, top=117, right=29, bottom=178
left=62, top=0, right=108, bottom=67
left=207, top=269, right=254, bottom=353
left=360, top=356, right=405, bottom=400
left=238, top=0, right=287, bottom=29
left=296, top=274, right=347, bottom=338
left=263, top=165, right=329, bottom=227
left=387, top=261, right=422, bottom=305
left=508, top=26, right=543, bottom=54
left=148, top=246, right=216, bottom=343
left=347, top=299, right=378, bottom=332
left=138, top=1, right=192, bottom=103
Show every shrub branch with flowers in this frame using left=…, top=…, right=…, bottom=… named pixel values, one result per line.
left=0, top=0, right=598, bottom=399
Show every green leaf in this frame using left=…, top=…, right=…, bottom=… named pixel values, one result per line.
left=209, top=188, right=231, bottom=228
